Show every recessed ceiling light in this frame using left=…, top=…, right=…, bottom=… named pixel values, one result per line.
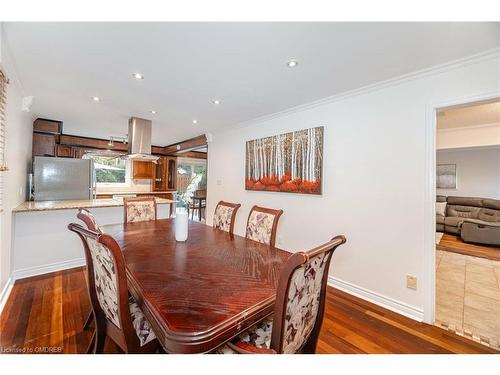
left=192, top=119, right=198, bottom=124
left=212, top=99, right=221, bottom=105
left=286, top=60, right=299, bottom=68
left=92, top=96, right=100, bottom=102
left=151, top=110, right=157, bottom=114
left=133, top=73, right=144, bottom=80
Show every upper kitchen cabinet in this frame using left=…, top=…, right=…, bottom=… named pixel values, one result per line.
left=132, top=160, right=154, bottom=179
left=33, top=133, right=56, bottom=157
left=166, top=156, right=177, bottom=190
left=32, top=118, right=62, bottom=157
left=152, top=156, right=177, bottom=191
left=55, top=144, right=74, bottom=158
left=33, top=118, right=62, bottom=134
left=153, top=156, right=167, bottom=191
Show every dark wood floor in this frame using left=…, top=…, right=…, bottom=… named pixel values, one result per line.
left=0, top=267, right=498, bottom=354
left=437, top=233, right=500, bottom=261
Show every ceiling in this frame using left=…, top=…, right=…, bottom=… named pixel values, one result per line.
left=3, top=22, right=500, bottom=146
left=438, top=99, right=500, bottom=130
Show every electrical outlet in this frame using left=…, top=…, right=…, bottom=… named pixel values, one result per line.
left=216, top=179, right=222, bottom=186
left=406, top=275, right=417, bottom=290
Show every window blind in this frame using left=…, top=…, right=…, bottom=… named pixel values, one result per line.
left=0, top=66, right=9, bottom=211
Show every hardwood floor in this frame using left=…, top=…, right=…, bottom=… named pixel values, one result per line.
left=0, top=267, right=498, bottom=354
left=437, top=233, right=500, bottom=261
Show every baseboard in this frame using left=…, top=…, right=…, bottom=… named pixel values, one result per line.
left=12, top=258, right=86, bottom=281
left=328, top=276, right=424, bottom=322
left=0, top=276, right=14, bottom=315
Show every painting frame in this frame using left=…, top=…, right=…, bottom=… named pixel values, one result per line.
left=245, top=126, right=324, bottom=195
left=436, top=163, right=457, bottom=189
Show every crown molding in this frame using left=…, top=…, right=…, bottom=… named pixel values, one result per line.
left=437, top=121, right=500, bottom=133
left=215, top=47, right=500, bottom=135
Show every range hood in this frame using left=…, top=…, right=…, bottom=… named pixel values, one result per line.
left=122, top=117, right=159, bottom=162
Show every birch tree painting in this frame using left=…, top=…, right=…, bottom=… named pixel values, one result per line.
left=245, top=126, right=323, bottom=194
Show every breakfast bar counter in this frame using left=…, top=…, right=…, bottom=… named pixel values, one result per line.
left=13, top=198, right=174, bottom=213
left=11, top=198, right=175, bottom=280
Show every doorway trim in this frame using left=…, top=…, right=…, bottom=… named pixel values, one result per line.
left=422, top=90, right=500, bottom=324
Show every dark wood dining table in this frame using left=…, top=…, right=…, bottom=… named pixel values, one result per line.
left=101, top=218, right=292, bottom=353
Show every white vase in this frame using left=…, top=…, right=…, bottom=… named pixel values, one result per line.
left=175, top=208, right=188, bottom=242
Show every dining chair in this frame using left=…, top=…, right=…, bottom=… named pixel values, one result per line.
left=213, top=201, right=241, bottom=235
left=216, top=235, right=347, bottom=354
left=245, top=205, right=284, bottom=247
left=189, top=189, right=207, bottom=220
left=123, top=196, right=157, bottom=223
left=76, top=208, right=101, bottom=331
left=68, top=222, right=160, bottom=353
left=77, top=207, right=102, bottom=233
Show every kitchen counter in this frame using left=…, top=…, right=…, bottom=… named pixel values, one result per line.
left=13, top=198, right=175, bottom=213
left=11, top=197, right=175, bottom=278
left=96, top=190, right=176, bottom=195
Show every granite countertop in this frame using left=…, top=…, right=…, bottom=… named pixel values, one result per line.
left=95, top=190, right=176, bottom=195
left=13, top=198, right=175, bottom=213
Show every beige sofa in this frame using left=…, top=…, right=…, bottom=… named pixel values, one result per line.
left=436, top=195, right=500, bottom=246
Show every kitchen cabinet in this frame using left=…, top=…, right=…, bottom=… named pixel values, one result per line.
left=33, top=119, right=62, bottom=134
left=32, top=132, right=56, bottom=157
left=55, top=144, right=74, bottom=158
left=152, top=156, right=177, bottom=191
left=132, top=160, right=154, bottom=179
left=166, top=157, right=177, bottom=190
left=153, top=156, right=167, bottom=191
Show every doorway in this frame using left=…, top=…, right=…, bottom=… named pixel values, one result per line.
left=433, top=98, right=500, bottom=350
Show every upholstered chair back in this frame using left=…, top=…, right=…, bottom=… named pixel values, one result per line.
left=69, top=224, right=123, bottom=328
left=68, top=223, right=158, bottom=353
left=245, top=205, right=283, bottom=247
left=271, top=235, right=346, bottom=353
left=123, top=197, right=157, bottom=223
left=77, top=208, right=102, bottom=233
left=213, top=201, right=241, bottom=234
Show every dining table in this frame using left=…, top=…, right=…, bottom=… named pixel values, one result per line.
left=101, top=218, right=292, bottom=353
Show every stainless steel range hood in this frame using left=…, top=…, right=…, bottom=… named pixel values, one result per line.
left=122, top=117, right=159, bottom=162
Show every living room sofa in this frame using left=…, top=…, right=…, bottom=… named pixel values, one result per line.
left=436, top=195, right=500, bottom=246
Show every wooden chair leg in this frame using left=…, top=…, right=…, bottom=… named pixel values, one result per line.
left=83, top=310, right=93, bottom=330
left=87, top=331, right=96, bottom=354
left=94, top=330, right=106, bottom=354
left=301, top=337, right=317, bottom=354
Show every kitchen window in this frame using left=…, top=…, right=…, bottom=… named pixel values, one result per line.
left=83, top=153, right=129, bottom=185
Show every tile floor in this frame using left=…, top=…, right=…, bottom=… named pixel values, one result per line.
left=435, top=248, right=500, bottom=350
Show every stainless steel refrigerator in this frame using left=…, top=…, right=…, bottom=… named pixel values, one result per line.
left=33, top=156, right=95, bottom=201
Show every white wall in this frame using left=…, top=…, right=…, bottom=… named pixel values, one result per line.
left=437, top=146, right=500, bottom=199
left=207, top=52, right=500, bottom=320
left=0, top=24, right=34, bottom=295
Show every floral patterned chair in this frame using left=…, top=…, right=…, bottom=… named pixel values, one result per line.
left=123, top=197, right=157, bottom=223
left=245, top=205, right=284, bottom=247
left=213, top=201, right=241, bottom=235
left=68, top=222, right=160, bottom=353
left=216, top=235, right=346, bottom=354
